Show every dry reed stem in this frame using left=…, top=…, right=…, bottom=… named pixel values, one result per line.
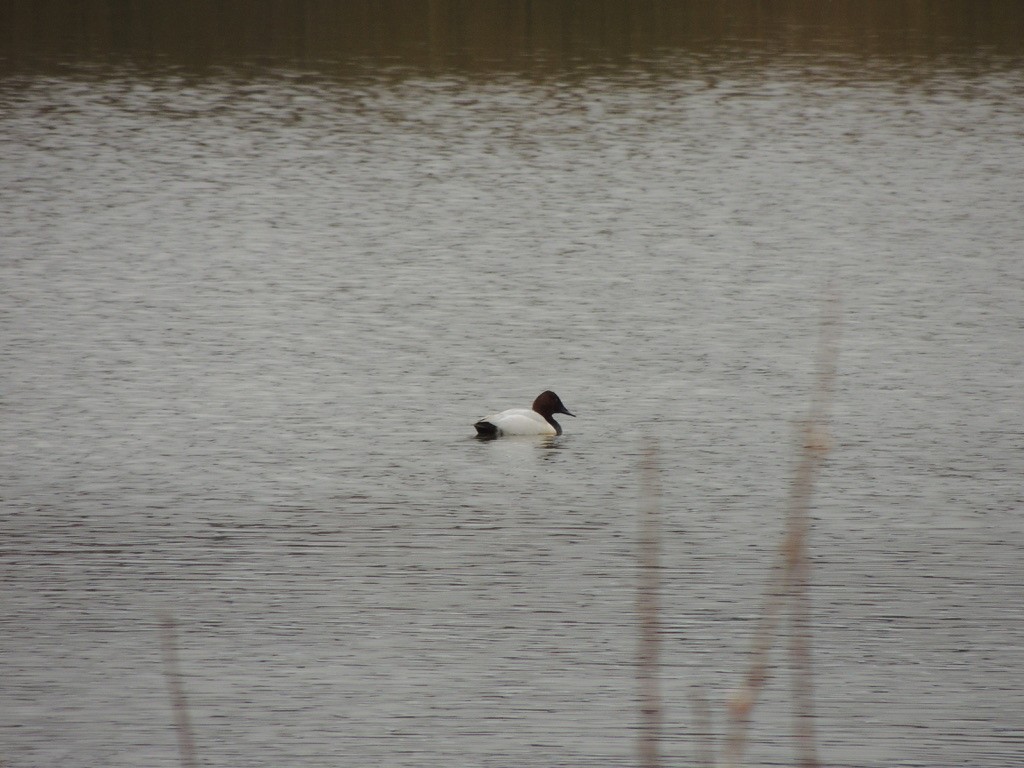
left=637, top=442, right=663, bottom=768
left=789, top=295, right=839, bottom=768
left=723, top=295, right=839, bottom=768
left=159, top=613, right=198, bottom=768
left=691, top=687, right=716, bottom=768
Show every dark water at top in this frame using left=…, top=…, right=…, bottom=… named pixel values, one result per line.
left=4, top=0, right=1024, bottom=75
left=2, top=3, right=1023, bottom=767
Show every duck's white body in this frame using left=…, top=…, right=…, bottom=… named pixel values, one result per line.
left=479, top=408, right=558, bottom=436
left=473, top=391, right=575, bottom=438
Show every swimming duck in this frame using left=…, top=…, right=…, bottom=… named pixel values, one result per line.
left=473, top=391, right=576, bottom=437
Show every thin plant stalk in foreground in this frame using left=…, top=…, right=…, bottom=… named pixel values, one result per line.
left=723, top=297, right=839, bottom=768
left=159, top=613, right=198, bottom=768
left=637, top=442, right=663, bottom=768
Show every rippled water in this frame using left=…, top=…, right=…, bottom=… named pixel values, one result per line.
left=2, top=51, right=1023, bottom=767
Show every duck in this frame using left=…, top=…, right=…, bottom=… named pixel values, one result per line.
left=473, top=391, right=576, bottom=437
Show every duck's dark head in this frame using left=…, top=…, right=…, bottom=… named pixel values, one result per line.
left=532, top=390, right=575, bottom=419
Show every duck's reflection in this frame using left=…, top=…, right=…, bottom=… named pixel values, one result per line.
left=472, top=433, right=568, bottom=460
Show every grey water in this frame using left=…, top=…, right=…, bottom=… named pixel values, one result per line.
left=2, top=7, right=1023, bottom=768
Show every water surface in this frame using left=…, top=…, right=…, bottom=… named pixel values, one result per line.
left=2, top=6, right=1023, bottom=768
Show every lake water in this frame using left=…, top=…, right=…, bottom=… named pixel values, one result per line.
left=2, top=5, right=1023, bottom=767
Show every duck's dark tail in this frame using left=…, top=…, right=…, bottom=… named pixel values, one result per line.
left=473, top=420, right=498, bottom=437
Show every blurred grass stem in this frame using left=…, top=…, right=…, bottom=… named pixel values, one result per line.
left=637, top=442, right=663, bottom=768
left=724, top=294, right=839, bottom=768
left=159, top=613, right=198, bottom=768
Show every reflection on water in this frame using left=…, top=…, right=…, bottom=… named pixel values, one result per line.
left=2, top=4, right=1024, bottom=768
left=2, top=0, right=1024, bottom=75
